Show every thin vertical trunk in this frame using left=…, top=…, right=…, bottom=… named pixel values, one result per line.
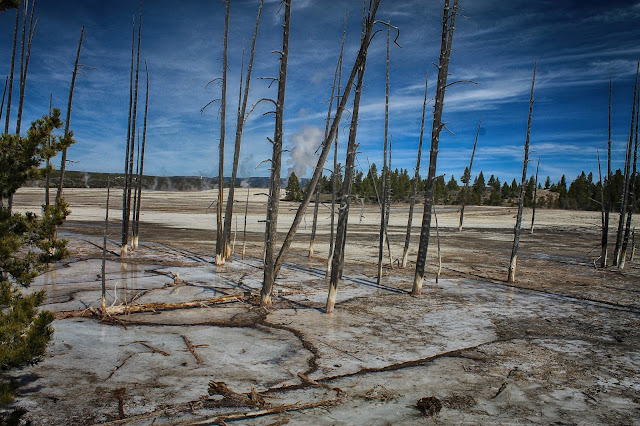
left=434, top=203, right=442, bottom=283
left=0, top=76, right=7, bottom=124
left=101, top=176, right=111, bottom=317
left=57, top=25, right=84, bottom=201
left=15, top=0, right=36, bottom=135
left=121, top=17, right=136, bottom=255
left=401, top=70, right=428, bottom=268
left=4, top=8, right=19, bottom=134
left=14, top=0, right=27, bottom=134
left=123, top=6, right=143, bottom=256
left=242, top=186, right=249, bottom=260
left=216, top=0, right=230, bottom=266
left=459, top=117, right=482, bottom=232
left=619, top=75, right=640, bottom=268
left=530, top=157, right=540, bottom=233
left=45, top=93, right=51, bottom=206
left=308, top=184, right=320, bottom=257
left=631, top=228, right=636, bottom=261
left=131, top=134, right=140, bottom=246
left=412, top=0, right=459, bottom=296
left=385, top=135, right=392, bottom=268
left=613, top=60, right=639, bottom=265
left=508, top=63, right=537, bottom=283
left=602, top=75, right=613, bottom=267
left=598, top=151, right=605, bottom=249
left=222, top=0, right=263, bottom=261
left=275, top=0, right=381, bottom=280
left=261, top=0, right=292, bottom=306
left=133, top=60, right=149, bottom=250
left=377, top=23, right=391, bottom=284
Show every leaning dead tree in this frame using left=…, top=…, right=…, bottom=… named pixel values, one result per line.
left=377, top=23, right=392, bottom=285
left=3, top=6, right=18, bottom=134
left=132, top=60, right=150, bottom=249
left=412, top=0, right=459, bottom=296
left=222, top=0, right=264, bottom=262
left=327, top=2, right=381, bottom=313
left=401, top=70, right=428, bottom=268
left=507, top=63, right=536, bottom=283
left=613, top=60, right=639, bottom=266
left=15, top=0, right=36, bottom=136
left=619, top=71, right=640, bottom=268
left=261, top=0, right=292, bottom=306
left=214, top=0, right=230, bottom=266
left=273, top=0, right=382, bottom=282
left=56, top=25, right=84, bottom=200
left=459, top=117, right=482, bottom=232
left=530, top=157, right=540, bottom=233
left=0, top=77, right=7, bottom=123
left=602, top=75, right=613, bottom=267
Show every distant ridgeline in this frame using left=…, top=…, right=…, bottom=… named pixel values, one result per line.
left=27, top=170, right=290, bottom=191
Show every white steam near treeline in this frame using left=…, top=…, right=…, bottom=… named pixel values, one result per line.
left=287, top=125, right=322, bottom=178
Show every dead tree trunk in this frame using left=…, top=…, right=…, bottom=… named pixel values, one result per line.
left=3, top=8, right=18, bottom=134
left=434, top=203, right=442, bottom=283
left=101, top=176, right=111, bottom=316
left=133, top=60, right=149, bottom=250
left=619, top=75, right=640, bottom=268
left=215, top=0, right=230, bottom=266
left=0, top=76, right=7, bottom=124
left=459, top=117, right=482, bottom=232
left=222, top=0, right=263, bottom=262
left=598, top=151, right=605, bottom=250
left=121, top=16, right=136, bottom=256
left=602, top=75, right=613, bottom=267
left=377, top=24, right=392, bottom=284
left=15, top=0, right=36, bottom=136
left=242, top=186, right=249, bottom=259
left=309, top=184, right=320, bottom=257
left=45, top=92, right=51, bottom=206
left=530, top=157, right=540, bottom=233
left=508, top=63, right=537, bottom=283
left=274, top=0, right=381, bottom=281
left=261, top=0, right=291, bottom=306
left=401, top=70, right=428, bottom=268
left=412, top=0, right=459, bottom=296
left=56, top=25, right=84, bottom=201
left=613, top=60, right=639, bottom=266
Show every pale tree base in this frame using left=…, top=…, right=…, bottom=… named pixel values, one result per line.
left=618, top=250, right=627, bottom=270
left=132, top=235, right=139, bottom=250
left=121, top=244, right=128, bottom=257
left=601, top=249, right=608, bottom=268
left=308, top=241, right=314, bottom=258
left=242, top=243, right=246, bottom=260
left=508, top=255, right=517, bottom=282
left=530, top=225, right=535, bottom=234
left=411, top=273, right=423, bottom=296
left=224, top=243, right=232, bottom=261
left=260, top=290, right=272, bottom=307
left=400, top=249, right=409, bottom=269
left=215, top=254, right=226, bottom=266
left=326, top=286, right=337, bottom=314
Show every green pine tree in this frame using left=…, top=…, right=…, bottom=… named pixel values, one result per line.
left=284, top=172, right=302, bottom=202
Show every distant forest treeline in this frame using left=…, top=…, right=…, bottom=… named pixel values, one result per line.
left=29, top=168, right=639, bottom=212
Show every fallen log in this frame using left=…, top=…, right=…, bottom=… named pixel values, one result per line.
left=182, top=335, right=206, bottom=365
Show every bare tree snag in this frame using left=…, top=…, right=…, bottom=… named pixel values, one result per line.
left=0, top=76, right=7, bottom=124
left=57, top=25, right=84, bottom=200
left=133, top=60, right=149, bottom=249
left=459, top=117, right=481, bottom=232
left=45, top=92, right=51, bottom=206
left=242, top=186, right=249, bottom=259
left=121, top=16, right=136, bottom=256
left=102, top=176, right=110, bottom=317
left=327, top=2, right=379, bottom=314
left=530, top=157, right=540, bottom=233
left=401, top=70, right=428, bottom=268
left=215, top=0, right=230, bottom=266
left=222, top=0, right=264, bottom=262
left=619, top=72, right=640, bottom=268
left=15, top=0, right=36, bottom=135
left=3, top=8, right=18, bottom=134
left=508, top=63, right=536, bottom=283
left=309, top=184, right=320, bottom=257
left=275, top=0, right=381, bottom=281
left=377, top=23, right=392, bottom=285
left=598, top=151, right=605, bottom=249
left=602, top=75, right=613, bottom=267
left=412, top=0, right=459, bottom=296
left=614, top=59, right=639, bottom=266
left=261, top=0, right=292, bottom=306
left=434, top=203, right=442, bottom=283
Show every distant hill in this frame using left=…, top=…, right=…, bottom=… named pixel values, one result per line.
left=26, top=171, right=305, bottom=191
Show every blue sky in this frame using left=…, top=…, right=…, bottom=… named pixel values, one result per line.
left=2, top=0, right=639, bottom=183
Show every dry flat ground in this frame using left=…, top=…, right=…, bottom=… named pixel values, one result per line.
left=6, top=187, right=640, bottom=425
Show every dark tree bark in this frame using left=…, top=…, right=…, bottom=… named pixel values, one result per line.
left=121, top=16, right=136, bottom=255
left=45, top=92, right=51, bottom=206
left=242, top=186, right=249, bottom=259
left=412, top=0, right=459, bottom=295
left=0, top=76, right=7, bottom=124
left=530, top=157, right=540, bottom=233
left=308, top=184, right=320, bottom=257
left=377, top=24, right=391, bottom=284
left=3, top=8, right=18, bottom=134
left=56, top=25, right=84, bottom=201
left=132, top=60, right=149, bottom=250
left=613, top=60, right=639, bottom=266
left=101, top=176, right=111, bottom=316
left=508, top=63, right=537, bottom=283
left=598, top=151, right=605, bottom=250
left=459, top=117, right=481, bottom=232
left=261, top=0, right=292, bottom=306
left=434, top=203, right=442, bottom=283
left=15, top=0, right=36, bottom=135
left=602, top=75, right=612, bottom=267
left=274, top=0, right=381, bottom=281
left=216, top=0, right=230, bottom=265
left=401, top=70, right=428, bottom=268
